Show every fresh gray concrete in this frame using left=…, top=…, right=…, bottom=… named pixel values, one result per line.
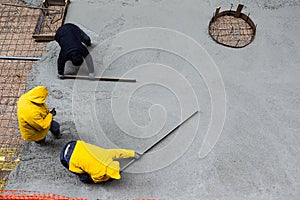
left=5, top=0, right=300, bottom=199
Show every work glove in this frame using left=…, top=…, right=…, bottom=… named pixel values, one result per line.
left=50, top=108, right=56, bottom=116
left=134, top=152, right=142, bottom=160
left=57, top=74, right=64, bottom=79
left=89, top=73, right=94, bottom=80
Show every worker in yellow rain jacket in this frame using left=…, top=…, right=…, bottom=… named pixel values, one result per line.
left=60, top=140, right=141, bottom=183
left=17, top=86, right=61, bottom=143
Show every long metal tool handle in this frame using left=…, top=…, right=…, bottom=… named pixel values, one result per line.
left=0, top=56, right=41, bottom=61
left=121, top=110, right=199, bottom=171
left=63, top=74, right=136, bottom=82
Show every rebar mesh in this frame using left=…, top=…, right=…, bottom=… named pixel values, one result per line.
left=0, top=2, right=46, bottom=57
left=209, top=14, right=256, bottom=48
left=0, top=0, right=49, bottom=189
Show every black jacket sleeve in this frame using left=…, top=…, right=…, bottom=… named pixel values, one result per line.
left=57, top=52, right=66, bottom=75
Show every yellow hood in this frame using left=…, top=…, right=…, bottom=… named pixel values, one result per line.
left=27, top=86, right=48, bottom=104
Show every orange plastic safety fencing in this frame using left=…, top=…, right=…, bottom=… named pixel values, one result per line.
left=0, top=190, right=87, bottom=200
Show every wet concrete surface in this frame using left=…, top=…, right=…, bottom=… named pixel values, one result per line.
left=5, top=0, right=300, bottom=199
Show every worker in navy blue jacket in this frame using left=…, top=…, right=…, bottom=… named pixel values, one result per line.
left=55, top=23, right=94, bottom=80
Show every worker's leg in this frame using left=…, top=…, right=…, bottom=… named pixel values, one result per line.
left=79, top=28, right=91, bottom=46
left=76, top=173, right=94, bottom=183
left=35, top=137, right=46, bottom=144
left=50, top=120, right=61, bottom=139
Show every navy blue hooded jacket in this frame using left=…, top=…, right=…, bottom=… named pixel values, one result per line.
left=55, top=23, right=92, bottom=75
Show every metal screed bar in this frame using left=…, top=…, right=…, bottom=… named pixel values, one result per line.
left=121, top=110, right=199, bottom=172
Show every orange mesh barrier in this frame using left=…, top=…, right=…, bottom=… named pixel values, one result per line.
left=0, top=190, right=160, bottom=200
left=0, top=190, right=162, bottom=199
left=0, top=190, right=87, bottom=200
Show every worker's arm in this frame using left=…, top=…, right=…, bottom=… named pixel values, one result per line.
left=27, top=111, right=53, bottom=132
left=57, top=53, right=66, bottom=76
left=108, top=149, right=135, bottom=159
left=84, top=54, right=95, bottom=79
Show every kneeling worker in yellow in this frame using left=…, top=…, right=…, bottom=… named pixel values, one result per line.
left=60, top=140, right=141, bottom=183
left=17, top=86, right=61, bottom=144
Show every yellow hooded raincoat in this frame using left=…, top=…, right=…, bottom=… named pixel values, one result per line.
left=69, top=140, right=135, bottom=183
left=17, top=86, right=52, bottom=142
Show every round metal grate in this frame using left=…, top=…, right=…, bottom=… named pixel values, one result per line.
left=209, top=5, right=256, bottom=48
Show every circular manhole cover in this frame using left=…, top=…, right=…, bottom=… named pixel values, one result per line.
left=209, top=5, right=256, bottom=48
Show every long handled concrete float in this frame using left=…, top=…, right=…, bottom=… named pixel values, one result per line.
left=63, top=74, right=136, bottom=83
left=121, top=110, right=199, bottom=171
